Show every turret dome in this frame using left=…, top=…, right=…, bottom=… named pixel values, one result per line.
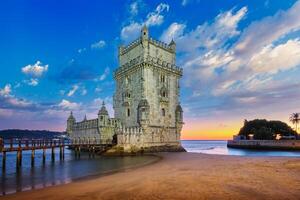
left=68, top=111, right=75, bottom=121
left=98, top=101, right=109, bottom=115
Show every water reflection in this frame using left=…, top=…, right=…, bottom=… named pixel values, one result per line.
left=0, top=148, right=158, bottom=195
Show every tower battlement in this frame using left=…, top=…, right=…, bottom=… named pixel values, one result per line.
left=119, top=37, right=175, bottom=56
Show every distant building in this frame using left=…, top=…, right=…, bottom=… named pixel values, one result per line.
left=67, top=26, right=184, bottom=152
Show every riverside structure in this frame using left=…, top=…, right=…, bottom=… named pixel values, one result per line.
left=67, top=26, right=185, bottom=153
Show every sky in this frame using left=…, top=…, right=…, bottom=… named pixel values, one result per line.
left=0, top=0, right=300, bottom=140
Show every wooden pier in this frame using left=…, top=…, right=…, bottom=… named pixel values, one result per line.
left=0, top=138, right=112, bottom=170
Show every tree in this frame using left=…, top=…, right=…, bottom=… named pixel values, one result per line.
left=289, top=113, right=300, bottom=133
left=238, top=119, right=296, bottom=140
left=253, top=127, right=274, bottom=140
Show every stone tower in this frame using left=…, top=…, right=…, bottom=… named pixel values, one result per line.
left=67, top=111, right=76, bottom=135
left=113, top=26, right=184, bottom=152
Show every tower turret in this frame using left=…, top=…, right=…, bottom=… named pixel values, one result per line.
left=141, top=25, right=149, bottom=40
left=67, top=111, right=76, bottom=135
left=137, top=99, right=150, bottom=127
left=98, top=101, right=109, bottom=126
left=175, top=104, right=183, bottom=123
left=169, top=39, right=176, bottom=51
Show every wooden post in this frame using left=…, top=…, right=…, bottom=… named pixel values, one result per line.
left=43, top=148, right=46, bottom=163
left=59, top=146, right=63, bottom=160
left=88, top=146, right=91, bottom=158
left=0, top=138, right=3, bottom=153
left=74, top=146, right=77, bottom=157
left=78, top=146, right=81, bottom=158
left=19, top=150, right=22, bottom=166
left=16, top=150, right=21, bottom=167
left=10, top=138, right=13, bottom=150
left=2, top=151, right=6, bottom=171
left=51, top=146, right=55, bottom=161
left=62, top=146, right=65, bottom=160
left=17, top=140, right=21, bottom=166
left=31, top=149, right=35, bottom=166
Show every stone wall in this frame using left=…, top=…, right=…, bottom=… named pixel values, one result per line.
left=227, top=140, right=300, bottom=150
left=115, top=125, right=182, bottom=151
left=67, top=108, right=120, bottom=144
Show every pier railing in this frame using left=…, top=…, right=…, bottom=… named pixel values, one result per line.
left=0, top=137, right=112, bottom=170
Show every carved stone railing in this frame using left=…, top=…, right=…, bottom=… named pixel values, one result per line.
left=114, top=55, right=182, bottom=78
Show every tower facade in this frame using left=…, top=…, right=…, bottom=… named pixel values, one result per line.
left=113, top=26, right=184, bottom=151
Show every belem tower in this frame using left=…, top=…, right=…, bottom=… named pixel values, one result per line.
left=67, top=26, right=185, bottom=153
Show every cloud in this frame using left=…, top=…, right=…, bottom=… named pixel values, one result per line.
left=130, top=1, right=139, bottom=16
left=249, top=39, right=300, bottom=74
left=59, top=90, right=65, bottom=95
left=160, top=22, right=186, bottom=43
left=91, top=40, right=106, bottom=49
left=81, top=87, right=87, bottom=96
left=172, top=6, right=247, bottom=53
left=95, top=86, right=102, bottom=93
left=121, top=22, right=143, bottom=43
left=0, top=84, right=12, bottom=97
left=121, top=3, right=170, bottom=43
left=14, top=83, right=21, bottom=89
left=24, top=78, right=39, bottom=86
left=66, top=84, right=88, bottom=97
left=95, top=67, right=110, bottom=81
left=0, top=84, right=36, bottom=110
left=58, top=99, right=81, bottom=110
left=145, top=3, right=169, bottom=26
left=78, top=48, right=86, bottom=53
left=21, top=61, right=48, bottom=77
left=67, top=85, right=79, bottom=97
left=54, top=63, right=98, bottom=84
left=181, top=0, right=189, bottom=6
left=234, top=1, right=300, bottom=57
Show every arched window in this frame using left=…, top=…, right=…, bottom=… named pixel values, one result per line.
left=161, top=88, right=167, bottom=98
left=161, top=108, right=165, bottom=116
left=160, top=74, right=165, bottom=83
left=125, top=91, right=131, bottom=98
left=127, top=108, right=130, bottom=117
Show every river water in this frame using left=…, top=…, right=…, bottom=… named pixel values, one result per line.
left=182, top=140, right=300, bottom=157
left=0, top=148, right=158, bottom=195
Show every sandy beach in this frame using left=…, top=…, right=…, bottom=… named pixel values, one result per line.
left=2, top=152, right=300, bottom=200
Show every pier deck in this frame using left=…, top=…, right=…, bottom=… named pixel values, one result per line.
left=0, top=138, right=112, bottom=169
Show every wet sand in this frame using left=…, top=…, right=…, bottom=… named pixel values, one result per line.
left=2, top=152, right=300, bottom=200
